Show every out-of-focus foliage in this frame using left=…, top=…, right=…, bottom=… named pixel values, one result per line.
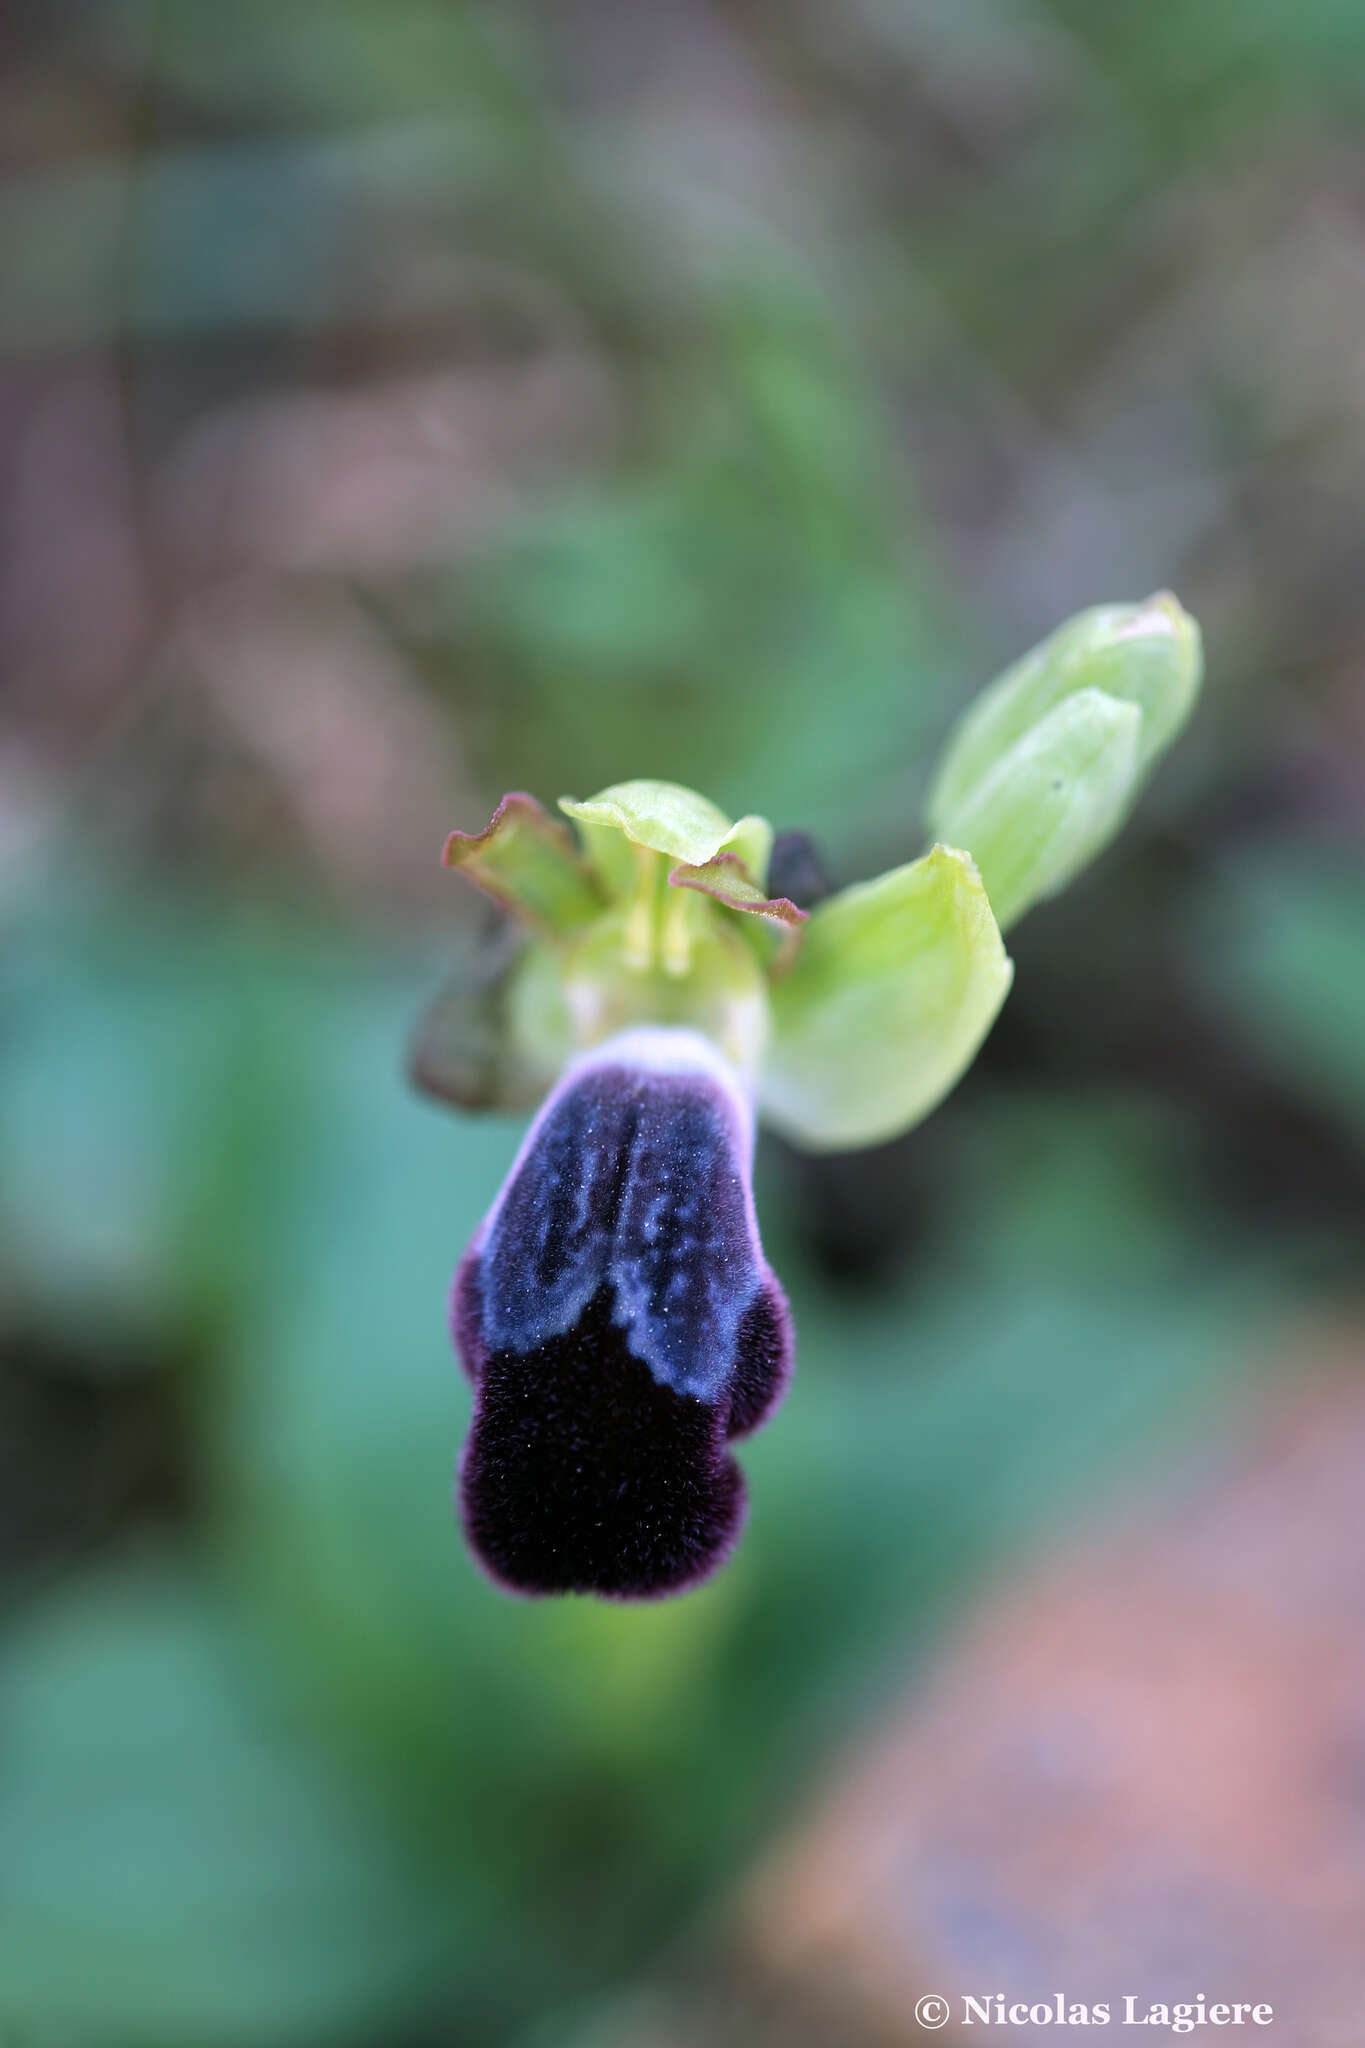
left=1202, top=854, right=1365, bottom=1140
left=6, top=0, right=1365, bottom=2043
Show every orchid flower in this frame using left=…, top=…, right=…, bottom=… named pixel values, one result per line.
left=415, top=593, right=1203, bottom=1599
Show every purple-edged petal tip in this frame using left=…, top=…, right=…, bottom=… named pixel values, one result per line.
left=451, top=1030, right=793, bottom=1599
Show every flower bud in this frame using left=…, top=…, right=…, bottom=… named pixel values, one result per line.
left=927, top=593, right=1203, bottom=929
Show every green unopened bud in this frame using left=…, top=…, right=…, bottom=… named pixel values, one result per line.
left=927, top=593, right=1203, bottom=929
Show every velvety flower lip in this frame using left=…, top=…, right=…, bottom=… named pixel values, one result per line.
left=452, top=1027, right=792, bottom=1600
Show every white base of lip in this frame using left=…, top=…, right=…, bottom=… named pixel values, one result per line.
left=562, top=971, right=771, bottom=1091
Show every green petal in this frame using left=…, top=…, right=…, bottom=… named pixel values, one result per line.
left=720, top=813, right=774, bottom=882
left=669, top=853, right=807, bottom=961
left=936, top=687, right=1143, bottom=932
left=443, top=792, right=604, bottom=935
left=760, top=844, right=1013, bottom=1151
left=559, top=780, right=773, bottom=883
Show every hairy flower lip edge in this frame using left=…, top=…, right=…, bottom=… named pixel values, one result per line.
left=452, top=1274, right=795, bottom=1603
left=449, top=1025, right=795, bottom=1601
left=451, top=1279, right=761, bottom=1605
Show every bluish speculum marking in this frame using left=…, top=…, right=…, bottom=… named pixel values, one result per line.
left=480, top=1055, right=761, bottom=1404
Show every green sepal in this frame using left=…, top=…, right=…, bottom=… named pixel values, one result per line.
left=408, top=925, right=574, bottom=1112
left=559, top=781, right=773, bottom=889
left=759, top=844, right=1013, bottom=1150
left=442, top=792, right=605, bottom=935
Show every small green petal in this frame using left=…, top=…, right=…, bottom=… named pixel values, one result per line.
left=928, top=593, right=1203, bottom=928
left=760, top=844, right=1013, bottom=1151
left=443, top=793, right=605, bottom=935
left=936, top=688, right=1143, bottom=932
left=559, top=780, right=773, bottom=882
left=720, top=813, right=775, bottom=883
left=670, top=853, right=807, bottom=960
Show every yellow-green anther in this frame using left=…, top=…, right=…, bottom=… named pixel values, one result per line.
left=623, top=846, right=665, bottom=972
left=661, top=885, right=704, bottom=978
left=927, top=593, right=1203, bottom=929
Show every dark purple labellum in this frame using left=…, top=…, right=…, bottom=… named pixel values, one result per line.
left=452, top=1030, right=793, bottom=1599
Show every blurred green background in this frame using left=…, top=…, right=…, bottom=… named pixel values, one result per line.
left=4, top=2, right=1365, bottom=2043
